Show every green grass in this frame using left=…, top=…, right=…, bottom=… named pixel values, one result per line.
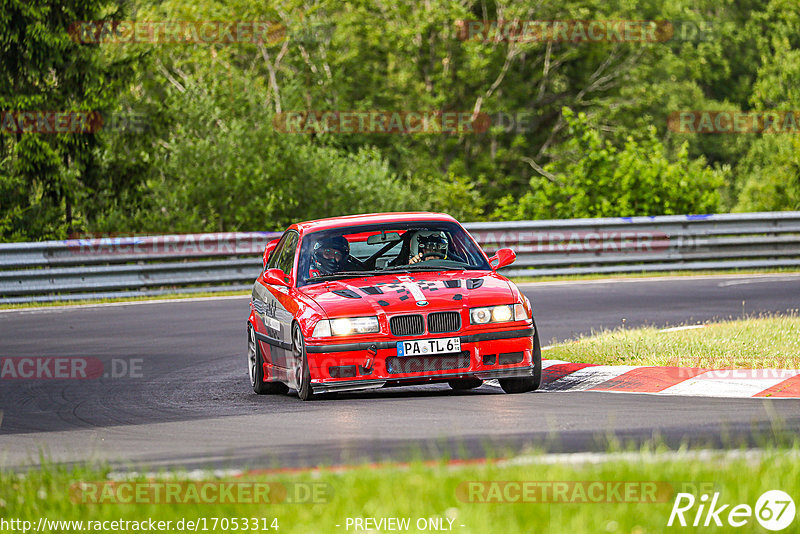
left=545, top=314, right=800, bottom=369
left=3, top=446, right=799, bottom=533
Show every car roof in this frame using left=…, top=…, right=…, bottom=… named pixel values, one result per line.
left=293, top=212, right=458, bottom=234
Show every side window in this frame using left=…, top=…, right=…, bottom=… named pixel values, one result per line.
left=267, top=233, right=290, bottom=270
left=276, top=232, right=299, bottom=275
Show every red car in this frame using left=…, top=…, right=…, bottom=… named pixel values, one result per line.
left=246, top=212, right=541, bottom=400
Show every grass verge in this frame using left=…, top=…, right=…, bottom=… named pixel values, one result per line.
left=3, top=446, right=798, bottom=533
left=545, top=314, right=800, bottom=369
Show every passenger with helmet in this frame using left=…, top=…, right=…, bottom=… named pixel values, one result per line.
left=408, top=230, right=450, bottom=264
left=310, top=235, right=350, bottom=277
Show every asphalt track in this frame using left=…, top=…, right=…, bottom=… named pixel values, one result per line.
left=1, top=273, right=799, bottom=470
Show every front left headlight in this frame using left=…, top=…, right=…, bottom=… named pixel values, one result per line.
left=312, top=316, right=380, bottom=337
left=470, top=304, right=528, bottom=325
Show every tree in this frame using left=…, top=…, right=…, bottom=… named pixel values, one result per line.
left=0, top=0, right=130, bottom=240
left=493, top=109, right=725, bottom=219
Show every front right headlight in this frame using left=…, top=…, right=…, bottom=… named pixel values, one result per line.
left=470, top=303, right=529, bottom=325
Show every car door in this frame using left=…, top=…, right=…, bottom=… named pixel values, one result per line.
left=253, top=230, right=299, bottom=381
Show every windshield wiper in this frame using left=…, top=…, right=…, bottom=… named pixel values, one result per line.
left=381, top=264, right=466, bottom=272
left=307, top=270, right=384, bottom=283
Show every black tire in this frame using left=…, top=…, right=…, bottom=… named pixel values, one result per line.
left=293, top=323, right=314, bottom=401
left=248, top=325, right=289, bottom=395
left=448, top=378, right=483, bottom=390
left=499, top=321, right=542, bottom=394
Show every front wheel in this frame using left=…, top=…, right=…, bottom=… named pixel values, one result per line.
left=499, top=322, right=542, bottom=394
left=248, top=325, right=289, bottom=395
left=293, top=323, right=314, bottom=401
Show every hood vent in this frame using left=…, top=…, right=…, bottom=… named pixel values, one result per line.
left=332, top=289, right=361, bottom=299
left=466, top=278, right=484, bottom=290
left=361, top=286, right=384, bottom=295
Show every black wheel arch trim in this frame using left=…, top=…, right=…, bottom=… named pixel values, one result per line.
left=254, top=330, right=293, bottom=350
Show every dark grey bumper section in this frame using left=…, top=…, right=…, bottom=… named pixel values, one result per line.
left=311, top=365, right=535, bottom=394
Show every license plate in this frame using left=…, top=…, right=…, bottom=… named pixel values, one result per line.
left=396, top=337, right=461, bottom=357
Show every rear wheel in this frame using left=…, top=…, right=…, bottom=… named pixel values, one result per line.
left=293, top=323, right=314, bottom=401
left=499, top=322, right=542, bottom=394
left=248, top=325, right=289, bottom=395
left=448, top=378, right=483, bottom=390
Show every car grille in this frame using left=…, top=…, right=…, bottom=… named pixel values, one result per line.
left=389, top=314, right=424, bottom=336
left=385, top=351, right=471, bottom=374
left=427, top=311, right=461, bottom=334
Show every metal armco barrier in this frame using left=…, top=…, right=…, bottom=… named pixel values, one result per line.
left=1, top=212, right=799, bottom=304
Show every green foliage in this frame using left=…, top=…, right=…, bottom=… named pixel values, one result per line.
left=95, top=67, right=413, bottom=232
left=732, top=0, right=800, bottom=212
left=0, top=0, right=134, bottom=240
left=734, top=136, right=800, bottom=212
left=1, top=0, right=798, bottom=241
left=493, top=109, right=724, bottom=219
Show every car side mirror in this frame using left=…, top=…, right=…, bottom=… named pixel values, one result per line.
left=489, top=248, right=516, bottom=270
left=263, top=239, right=279, bottom=269
left=263, top=268, right=290, bottom=287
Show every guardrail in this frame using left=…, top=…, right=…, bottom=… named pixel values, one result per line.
left=2, top=212, right=799, bottom=304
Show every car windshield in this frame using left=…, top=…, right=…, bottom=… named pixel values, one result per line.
left=297, top=220, right=491, bottom=286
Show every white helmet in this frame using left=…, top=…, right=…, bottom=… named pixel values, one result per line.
left=409, top=230, right=448, bottom=261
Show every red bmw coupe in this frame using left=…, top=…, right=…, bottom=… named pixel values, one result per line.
left=246, top=212, right=541, bottom=400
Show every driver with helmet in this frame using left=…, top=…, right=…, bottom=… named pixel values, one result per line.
left=408, top=230, right=449, bottom=264
left=310, top=236, right=350, bottom=277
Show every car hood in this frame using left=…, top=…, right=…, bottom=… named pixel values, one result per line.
left=300, top=270, right=514, bottom=318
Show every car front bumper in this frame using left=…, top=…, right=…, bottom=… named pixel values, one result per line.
left=305, top=326, right=535, bottom=394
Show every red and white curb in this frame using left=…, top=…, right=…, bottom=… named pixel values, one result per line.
left=491, top=359, right=800, bottom=398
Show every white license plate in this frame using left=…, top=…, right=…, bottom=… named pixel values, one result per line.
left=396, top=337, right=461, bottom=357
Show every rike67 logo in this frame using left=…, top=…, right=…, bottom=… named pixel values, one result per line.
left=668, top=490, right=795, bottom=531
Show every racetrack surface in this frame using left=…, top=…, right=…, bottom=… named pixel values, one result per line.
left=1, top=274, right=799, bottom=470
